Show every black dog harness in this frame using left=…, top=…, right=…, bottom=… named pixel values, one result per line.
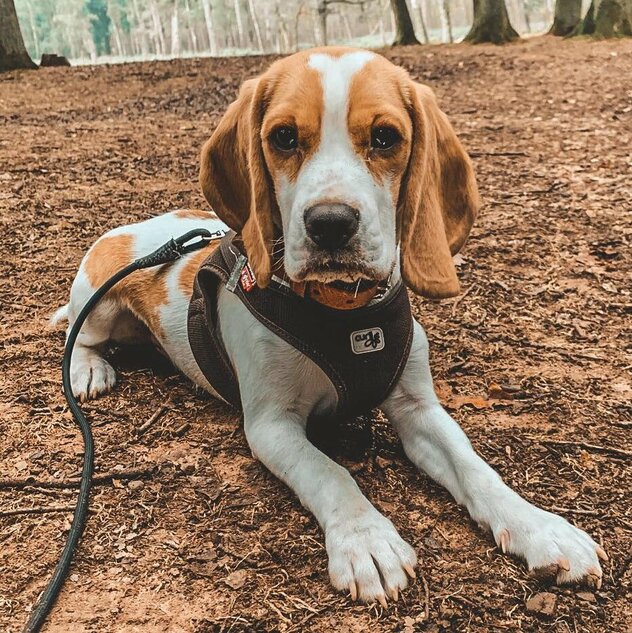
left=187, top=232, right=414, bottom=418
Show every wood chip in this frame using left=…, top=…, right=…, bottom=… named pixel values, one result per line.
left=526, top=592, right=557, bottom=616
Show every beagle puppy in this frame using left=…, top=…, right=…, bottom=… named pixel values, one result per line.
left=53, top=48, right=606, bottom=605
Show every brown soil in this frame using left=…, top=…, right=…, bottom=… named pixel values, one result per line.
left=1, top=35, right=631, bottom=633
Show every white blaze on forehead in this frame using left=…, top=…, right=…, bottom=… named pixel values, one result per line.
left=308, top=51, right=375, bottom=145
left=280, top=50, right=396, bottom=283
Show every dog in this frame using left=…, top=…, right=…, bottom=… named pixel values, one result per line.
left=52, top=48, right=607, bottom=606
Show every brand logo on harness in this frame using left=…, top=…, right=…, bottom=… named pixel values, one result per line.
left=239, top=263, right=256, bottom=292
left=350, top=328, right=385, bottom=354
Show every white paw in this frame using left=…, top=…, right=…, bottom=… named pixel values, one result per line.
left=71, top=354, right=117, bottom=401
left=326, top=508, right=417, bottom=605
left=493, top=504, right=607, bottom=588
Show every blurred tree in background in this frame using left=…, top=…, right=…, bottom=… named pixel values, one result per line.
left=572, top=0, right=631, bottom=35
left=1, top=0, right=36, bottom=70
left=5, top=0, right=629, bottom=67
left=390, top=0, right=421, bottom=44
left=549, top=0, right=582, bottom=34
left=464, top=0, right=519, bottom=42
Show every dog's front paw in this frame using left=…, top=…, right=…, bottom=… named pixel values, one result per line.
left=325, top=508, right=417, bottom=605
left=71, top=353, right=117, bottom=401
left=494, top=504, right=608, bottom=588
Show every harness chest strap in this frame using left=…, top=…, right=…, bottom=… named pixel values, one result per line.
left=187, top=232, right=414, bottom=418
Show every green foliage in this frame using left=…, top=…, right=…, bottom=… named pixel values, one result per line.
left=85, top=0, right=112, bottom=54
left=117, top=0, right=131, bottom=34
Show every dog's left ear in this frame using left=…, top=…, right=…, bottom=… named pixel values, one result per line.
left=199, top=76, right=276, bottom=287
left=398, top=82, right=480, bottom=299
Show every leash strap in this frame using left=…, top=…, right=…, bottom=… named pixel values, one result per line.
left=23, top=228, right=223, bottom=633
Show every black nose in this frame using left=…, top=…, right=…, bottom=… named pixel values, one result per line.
left=304, top=204, right=359, bottom=251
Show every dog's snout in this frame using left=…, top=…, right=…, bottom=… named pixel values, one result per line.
left=304, top=204, right=359, bottom=251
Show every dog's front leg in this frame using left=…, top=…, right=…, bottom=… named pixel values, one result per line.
left=382, top=321, right=607, bottom=587
left=243, top=409, right=417, bottom=603
left=219, top=289, right=416, bottom=604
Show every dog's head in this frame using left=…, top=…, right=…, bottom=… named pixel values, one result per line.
left=200, top=48, right=479, bottom=299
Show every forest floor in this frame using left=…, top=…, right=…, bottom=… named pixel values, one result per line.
left=0, top=35, right=631, bottom=633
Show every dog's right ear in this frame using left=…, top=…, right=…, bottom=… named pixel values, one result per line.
left=199, top=78, right=257, bottom=231
left=199, top=77, right=276, bottom=287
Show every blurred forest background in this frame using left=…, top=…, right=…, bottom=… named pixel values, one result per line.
left=13, top=0, right=593, bottom=65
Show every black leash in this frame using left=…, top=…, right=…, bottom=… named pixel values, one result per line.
left=24, top=228, right=224, bottom=633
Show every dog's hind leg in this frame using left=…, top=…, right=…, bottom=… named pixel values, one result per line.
left=54, top=269, right=126, bottom=401
left=67, top=268, right=121, bottom=400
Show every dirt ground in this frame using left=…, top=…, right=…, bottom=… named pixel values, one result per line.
left=0, top=35, right=631, bottom=633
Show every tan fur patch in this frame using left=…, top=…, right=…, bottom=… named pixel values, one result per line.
left=260, top=62, right=324, bottom=185
left=84, top=234, right=169, bottom=337
left=84, top=234, right=135, bottom=288
left=173, top=209, right=218, bottom=220
left=348, top=59, right=412, bottom=206
left=178, top=241, right=221, bottom=296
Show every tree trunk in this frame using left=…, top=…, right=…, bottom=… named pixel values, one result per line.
left=464, top=0, right=519, bottom=43
left=550, top=0, right=581, bottom=34
left=171, top=5, right=180, bottom=55
left=411, top=0, right=430, bottom=43
left=390, top=0, right=421, bottom=44
left=25, top=0, right=39, bottom=60
left=111, top=17, right=125, bottom=56
left=201, top=0, right=218, bottom=55
left=342, top=11, right=353, bottom=41
left=294, top=3, right=304, bottom=51
left=572, top=0, right=632, bottom=36
left=184, top=0, right=199, bottom=53
left=150, top=0, right=166, bottom=55
left=317, top=0, right=328, bottom=45
left=0, top=0, right=36, bottom=71
left=233, top=0, right=245, bottom=47
left=247, top=0, right=264, bottom=51
left=440, top=0, right=454, bottom=41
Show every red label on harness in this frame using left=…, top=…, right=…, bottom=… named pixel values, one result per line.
left=240, top=263, right=256, bottom=292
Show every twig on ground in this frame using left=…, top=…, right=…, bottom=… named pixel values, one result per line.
left=0, top=467, right=158, bottom=490
left=451, top=283, right=476, bottom=317
left=421, top=573, right=430, bottom=621
left=0, top=506, right=75, bottom=517
left=469, top=151, right=528, bottom=158
left=540, top=439, right=632, bottom=460
left=136, top=404, right=169, bottom=435
left=551, top=506, right=602, bottom=516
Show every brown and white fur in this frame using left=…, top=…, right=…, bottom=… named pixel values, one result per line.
left=52, top=49, right=607, bottom=606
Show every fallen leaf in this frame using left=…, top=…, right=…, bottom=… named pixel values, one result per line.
left=434, top=380, right=452, bottom=401
left=526, top=592, right=557, bottom=616
left=189, top=561, right=218, bottom=578
left=223, top=569, right=248, bottom=590
left=576, top=591, right=596, bottom=603
left=445, top=395, right=494, bottom=410
left=487, top=382, right=515, bottom=400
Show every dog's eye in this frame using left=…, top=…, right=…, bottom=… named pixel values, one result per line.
left=271, top=126, right=298, bottom=152
left=371, top=126, right=400, bottom=151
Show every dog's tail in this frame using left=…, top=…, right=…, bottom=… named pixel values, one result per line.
left=49, top=304, right=69, bottom=328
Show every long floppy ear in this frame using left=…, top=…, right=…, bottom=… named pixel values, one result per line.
left=398, top=82, right=480, bottom=299
left=199, top=77, right=276, bottom=286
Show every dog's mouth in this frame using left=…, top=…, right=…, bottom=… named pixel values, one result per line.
left=326, top=278, right=377, bottom=293
left=294, top=255, right=382, bottom=285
